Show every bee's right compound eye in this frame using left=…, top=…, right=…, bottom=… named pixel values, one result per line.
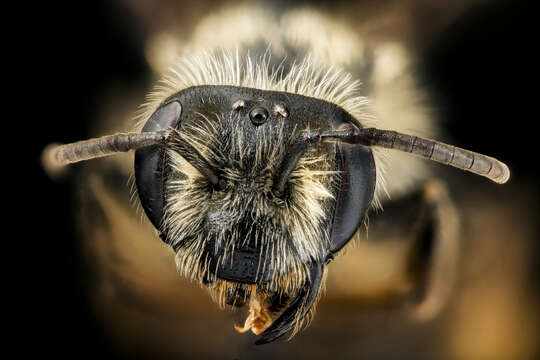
left=135, top=100, right=183, bottom=231
left=249, top=107, right=269, bottom=125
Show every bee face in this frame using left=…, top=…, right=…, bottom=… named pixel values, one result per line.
left=134, top=85, right=376, bottom=341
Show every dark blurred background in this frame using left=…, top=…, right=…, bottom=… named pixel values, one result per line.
left=22, top=0, right=538, bottom=358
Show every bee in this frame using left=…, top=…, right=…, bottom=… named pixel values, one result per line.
left=42, top=6, right=509, bottom=345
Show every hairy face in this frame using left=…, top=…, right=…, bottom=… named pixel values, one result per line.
left=132, top=58, right=379, bottom=339
left=161, top=89, right=339, bottom=299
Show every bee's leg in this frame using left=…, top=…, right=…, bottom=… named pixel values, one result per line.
left=365, top=180, right=459, bottom=320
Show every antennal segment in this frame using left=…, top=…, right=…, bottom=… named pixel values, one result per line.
left=320, top=125, right=510, bottom=184
left=43, top=131, right=169, bottom=168
left=354, top=127, right=510, bottom=184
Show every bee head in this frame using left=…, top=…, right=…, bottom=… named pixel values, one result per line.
left=134, top=85, right=376, bottom=341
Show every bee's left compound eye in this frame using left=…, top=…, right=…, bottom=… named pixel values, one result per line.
left=249, top=107, right=269, bottom=125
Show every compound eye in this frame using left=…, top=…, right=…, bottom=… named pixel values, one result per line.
left=249, top=107, right=269, bottom=125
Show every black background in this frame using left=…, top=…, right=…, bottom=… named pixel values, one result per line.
left=17, top=0, right=538, bottom=358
